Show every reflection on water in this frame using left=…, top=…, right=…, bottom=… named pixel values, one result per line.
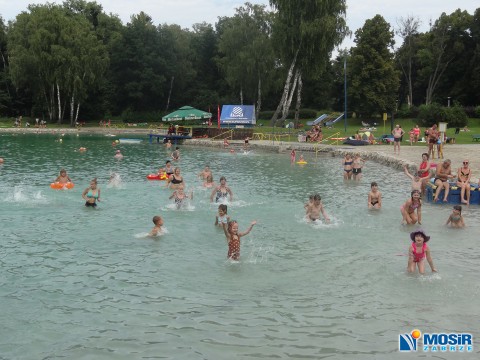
left=0, top=133, right=479, bottom=359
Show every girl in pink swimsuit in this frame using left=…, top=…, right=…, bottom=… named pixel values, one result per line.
left=400, top=190, right=422, bottom=225
left=407, top=229, right=437, bottom=274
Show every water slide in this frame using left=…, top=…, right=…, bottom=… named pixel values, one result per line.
left=325, top=113, right=345, bottom=127
left=306, top=114, right=328, bottom=126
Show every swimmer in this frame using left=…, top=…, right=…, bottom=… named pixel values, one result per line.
left=198, top=166, right=212, bottom=181
left=210, top=176, right=233, bottom=203
left=149, top=215, right=164, bottom=236
left=82, top=178, right=100, bottom=207
left=169, top=185, right=193, bottom=209
left=165, top=160, right=174, bottom=176
left=79, top=147, right=87, bottom=152
left=165, top=139, right=172, bottom=149
left=203, top=174, right=216, bottom=188
left=157, top=168, right=167, bottom=179
left=400, top=190, right=422, bottom=225
left=445, top=205, right=465, bottom=228
left=54, top=169, right=72, bottom=184
left=298, top=154, right=305, bottom=162
left=166, top=167, right=184, bottom=190
left=342, top=153, right=353, bottom=180
left=215, top=204, right=230, bottom=227
left=304, top=194, right=314, bottom=211
left=222, top=219, right=256, bottom=260
left=108, top=172, right=121, bottom=186
left=368, top=182, right=382, bottom=209
left=352, top=153, right=365, bottom=181
left=290, top=149, right=296, bottom=163
left=0, top=157, right=4, bottom=164
left=223, top=138, right=229, bottom=147
left=171, top=147, right=180, bottom=161
left=114, top=149, right=124, bottom=159
left=403, top=165, right=423, bottom=192
left=305, top=194, right=330, bottom=223
left=407, top=229, right=437, bottom=274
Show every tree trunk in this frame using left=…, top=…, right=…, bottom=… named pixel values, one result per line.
left=70, top=94, right=75, bottom=126
left=75, top=103, right=81, bottom=124
left=165, top=76, right=174, bottom=111
left=56, top=83, right=62, bottom=124
left=294, top=72, right=303, bottom=126
left=256, top=77, right=262, bottom=120
left=240, top=86, right=243, bottom=105
left=270, top=47, right=300, bottom=126
left=280, top=68, right=299, bottom=122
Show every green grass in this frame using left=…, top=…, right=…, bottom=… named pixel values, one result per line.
left=2, top=116, right=480, bottom=144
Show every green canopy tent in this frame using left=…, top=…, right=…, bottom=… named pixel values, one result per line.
left=162, top=106, right=212, bottom=122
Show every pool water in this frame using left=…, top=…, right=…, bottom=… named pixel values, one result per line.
left=0, top=133, right=479, bottom=359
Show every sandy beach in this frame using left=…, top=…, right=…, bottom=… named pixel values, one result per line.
left=1, top=126, right=479, bottom=181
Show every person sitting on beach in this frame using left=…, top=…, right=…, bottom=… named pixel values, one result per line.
left=149, top=215, right=164, bottom=236
left=55, top=169, right=72, bottom=184
left=342, top=153, right=353, bottom=180
left=203, top=174, right=216, bottom=188
left=433, top=159, right=453, bottom=202
left=400, top=190, right=422, bottom=225
left=407, top=229, right=437, bottom=274
left=305, top=194, right=330, bottom=223
left=215, top=204, right=230, bottom=227
left=169, top=185, right=193, bottom=209
left=368, top=182, right=382, bottom=209
left=222, top=219, right=256, bottom=261
left=445, top=205, right=465, bottom=228
left=210, top=176, right=233, bottom=203
left=403, top=165, right=423, bottom=192
left=114, top=149, right=123, bottom=159
left=456, top=160, right=472, bottom=204
left=82, top=178, right=100, bottom=207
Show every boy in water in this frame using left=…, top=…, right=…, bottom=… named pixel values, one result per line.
left=368, top=182, right=382, bottom=209
left=305, top=194, right=330, bottom=223
left=55, top=169, right=72, bottom=184
left=149, top=215, right=164, bottom=236
left=403, top=165, right=423, bottom=192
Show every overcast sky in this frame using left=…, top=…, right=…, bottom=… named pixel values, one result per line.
left=1, top=0, right=478, bottom=50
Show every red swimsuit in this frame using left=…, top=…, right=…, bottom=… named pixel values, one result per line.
left=411, top=243, right=426, bottom=262
left=228, top=235, right=240, bottom=260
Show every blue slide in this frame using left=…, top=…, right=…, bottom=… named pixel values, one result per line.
left=325, top=113, right=344, bottom=127
left=306, top=114, right=328, bottom=126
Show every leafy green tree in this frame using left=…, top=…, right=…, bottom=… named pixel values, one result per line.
left=269, top=0, right=348, bottom=125
left=0, top=16, right=12, bottom=115
left=9, top=3, right=108, bottom=124
left=444, top=102, right=467, bottom=128
left=348, top=15, right=400, bottom=117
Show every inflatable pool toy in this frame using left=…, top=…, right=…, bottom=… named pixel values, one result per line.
left=147, top=174, right=168, bottom=181
left=50, top=182, right=74, bottom=190
left=296, top=161, right=308, bottom=165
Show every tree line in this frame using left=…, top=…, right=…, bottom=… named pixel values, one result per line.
left=0, top=0, right=478, bottom=126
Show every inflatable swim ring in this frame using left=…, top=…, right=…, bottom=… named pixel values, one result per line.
left=50, top=182, right=74, bottom=190
left=296, top=161, right=308, bottom=165
left=147, top=174, right=168, bottom=181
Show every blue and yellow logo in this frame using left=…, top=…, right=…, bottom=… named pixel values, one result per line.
left=399, top=329, right=421, bottom=351
left=399, top=329, right=473, bottom=352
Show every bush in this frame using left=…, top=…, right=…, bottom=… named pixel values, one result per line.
left=444, top=104, right=468, bottom=128
left=416, top=103, right=445, bottom=127
left=475, top=105, right=480, bottom=118
left=121, top=109, right=163, bottom=123
left=397, top=105, right=419, bottom=119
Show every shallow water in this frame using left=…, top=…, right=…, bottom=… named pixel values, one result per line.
left=0, top=133, right=479, bottom=359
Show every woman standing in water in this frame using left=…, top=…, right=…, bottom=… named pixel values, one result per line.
left=82, top=178, right=101, bottom=207
left=210, top=176, right=233, bottom=203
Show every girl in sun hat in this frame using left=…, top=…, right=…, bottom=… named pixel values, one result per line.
left=407, top=229, right=437, bottom=274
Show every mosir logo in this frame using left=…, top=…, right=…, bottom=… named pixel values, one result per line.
left=230, top=107, right=244, bottom=118
left=399, top=329, right=473, bottom=353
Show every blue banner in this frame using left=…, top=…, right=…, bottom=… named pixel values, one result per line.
left=220, top=105, right=256, bottom=125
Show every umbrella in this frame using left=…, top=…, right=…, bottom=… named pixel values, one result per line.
left=162, top=106, right=212, bottom=122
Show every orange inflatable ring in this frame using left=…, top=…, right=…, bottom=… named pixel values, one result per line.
left=147, top=174, right=168, bottom=181
left=50, top=182, right=75, bottom=190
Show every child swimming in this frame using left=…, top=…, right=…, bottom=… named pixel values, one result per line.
left=305, top=194, right=330, bottom=223
left=169, top=186, right=193, bottom=209
left=401, top=190, right=422, bottom=225
left=445, top=205, right=465, bottom=228
left=367, top=182, right=382, bottom=209
left=222, top=220, right=256, bottom=261
left=215, top=204, right=230, bottom=227
left=149, top=215, right=164, bottom=236
left=407, top=229, right=437, bottom=274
